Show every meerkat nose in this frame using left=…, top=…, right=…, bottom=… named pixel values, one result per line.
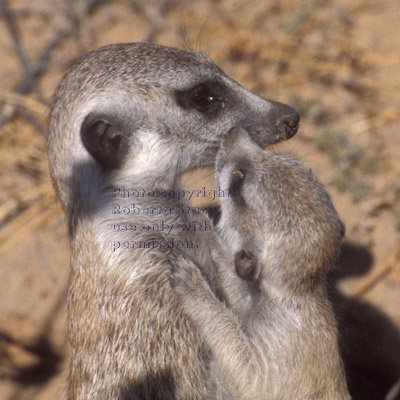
left=275, top=109, right=300, bottom=140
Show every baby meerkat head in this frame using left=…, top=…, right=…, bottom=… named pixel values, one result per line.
left=215, top=127, right=345, bottom=292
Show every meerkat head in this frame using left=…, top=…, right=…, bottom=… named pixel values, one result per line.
left=48, top=43, right=299, bottom=223
left=216, top=127, right=345, bottom=293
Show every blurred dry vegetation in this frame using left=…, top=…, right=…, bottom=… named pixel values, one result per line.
left=0, top=0, right=399, bottom=398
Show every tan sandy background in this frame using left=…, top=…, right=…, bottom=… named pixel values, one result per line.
left=0, top=0, right=399, bottom=398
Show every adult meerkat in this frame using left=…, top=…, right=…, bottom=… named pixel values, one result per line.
left=171, top=127, right=350, bottom=400
left=48, top=43, right=299, bottom=399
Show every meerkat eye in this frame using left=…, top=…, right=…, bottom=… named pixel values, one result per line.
left=229, top=169, right=246, bottom=206
left=190, top=84, right=222, bottom=112
left=175, top=82, right=225, bottom=117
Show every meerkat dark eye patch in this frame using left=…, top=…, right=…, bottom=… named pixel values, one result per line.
left=81, top=114, right=129, bottom=170
left=234, top=250, right=260, bottom=281
left=175, top=82, right=225, bottom=117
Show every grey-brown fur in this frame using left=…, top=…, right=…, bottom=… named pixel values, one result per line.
left=47, top=42, right=299, bottom=399
left=171, top=127, right=350, bottom=400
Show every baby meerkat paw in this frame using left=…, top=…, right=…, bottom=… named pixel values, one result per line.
left=168, top=250, right=205, bottom=296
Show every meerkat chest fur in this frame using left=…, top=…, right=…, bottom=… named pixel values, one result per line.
left=67, top=184, right=217, bottom=399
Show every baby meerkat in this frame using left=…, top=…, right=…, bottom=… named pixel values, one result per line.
left=170, top=126, right=351, bottom=400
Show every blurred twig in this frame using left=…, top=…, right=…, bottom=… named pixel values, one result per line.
left=0, top=193, right=59, bottom=255
left=13, top=28, right=68, bottom=97
left=0, top=0, right=48, bottom=105
left=0, top=92, right=47, bottom=117
left=0, top=22, right=68, bottom=130
left=353, top=241, right=400, bottom=298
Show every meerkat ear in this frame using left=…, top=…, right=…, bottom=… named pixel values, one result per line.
left=80, top=113, right=129, bottom=169
left=234, top=250, right=260, bottom=281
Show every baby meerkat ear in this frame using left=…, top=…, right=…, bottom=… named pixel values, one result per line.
left=234, top=250, right=260, bottom=281
left=80, top=113, right=129, bottom=169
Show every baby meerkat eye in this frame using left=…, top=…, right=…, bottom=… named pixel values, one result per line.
left=229, top=169, right=246, bottom=206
